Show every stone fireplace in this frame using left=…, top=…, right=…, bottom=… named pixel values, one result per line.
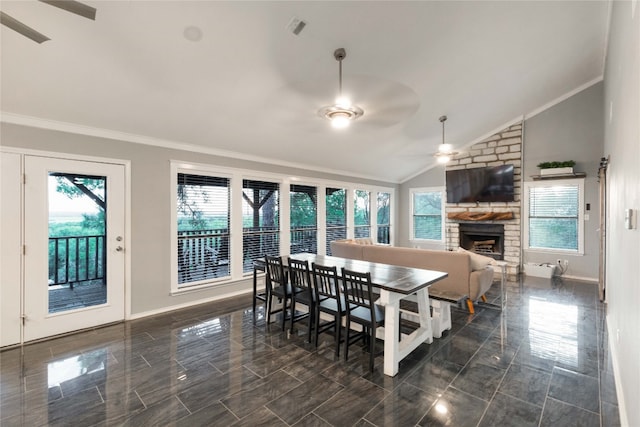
left=445, top=122, right=522, bottom=279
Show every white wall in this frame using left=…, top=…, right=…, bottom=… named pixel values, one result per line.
left=603, top=2, right=640, bottom=425
left=0, top=123, right=397, bottom=317
left=523, top=82, right=604, bottom=280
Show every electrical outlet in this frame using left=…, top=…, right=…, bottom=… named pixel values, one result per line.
left=563, top=259, right=569, bottom=268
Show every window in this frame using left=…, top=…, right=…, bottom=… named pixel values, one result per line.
left=411, top=188, right=444, bottom=241
left=377, top=192, right=391, bottom=244
left=326, top=188, right=347, bottom=255
left=290, top=184, right=317, bottom=255
left=177, top=173, right=230, bottom=286
left=354, top=190, right=370, bottom=238
left=524, top=180, right=583, bottom=253
left=242, top=179, right=279, bottom=273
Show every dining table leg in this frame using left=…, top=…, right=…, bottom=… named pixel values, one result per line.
left=379, top=287, right=434, bottom=377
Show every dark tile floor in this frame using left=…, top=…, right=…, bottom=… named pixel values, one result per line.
left=0, top=275, right=621, bottom=426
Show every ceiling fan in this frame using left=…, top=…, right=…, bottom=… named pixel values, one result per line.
left=0, top=0, right=96, bottom=44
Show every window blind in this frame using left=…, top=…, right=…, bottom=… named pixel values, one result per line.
left=528, top=185, right=579, bottom=250
left=354, top=190, right=370, bottom=238
left=326, top=188, right=347, bottom=255
left=290, top=184, right=317, bottom=255
left=412, top=191, right=442, bottom=240
left=177, top=173, right=230, bottom=285
left=242, top=179, right=279, bottom=273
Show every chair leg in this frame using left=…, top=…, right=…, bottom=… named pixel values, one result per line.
left=314, top=308, right=321, bottom=348
left=281, top=296, right=288, bottom=331
left=307, top=305, right=313, bottom=344
left=335, top=315, right=341, bottom=357
left=266, top=293, right=273, bottom=325
left=466, top=298, right=475, bottom=314
left=369, top=327, right=375, bottom=372
left=480, top=294, right=488, bottom=303
left=344, top=316, right=350, bottom=361
left=290, top=297, right=296, bottom=333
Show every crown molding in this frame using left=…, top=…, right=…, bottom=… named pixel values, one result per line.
left=0, top=112, right=394, bottom=184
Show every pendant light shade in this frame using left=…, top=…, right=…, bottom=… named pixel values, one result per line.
left=433, top=115, right=458, bottom=163
left=318, top=48, right=364, bottom=128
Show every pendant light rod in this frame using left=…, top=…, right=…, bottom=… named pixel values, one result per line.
left=318, top=47, right=363, bottom=128
left=334, top=48, right=346, bottom=98
left=440, top=115, right=447, bottom=145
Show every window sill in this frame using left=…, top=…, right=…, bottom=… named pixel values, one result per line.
left=171, top=275, right=249, bottom=296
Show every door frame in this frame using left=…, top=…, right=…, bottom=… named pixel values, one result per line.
left=1, top=147, right=131, bottom=344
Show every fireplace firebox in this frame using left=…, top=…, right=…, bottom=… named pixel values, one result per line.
left=459, top=223, right=505, bottom=260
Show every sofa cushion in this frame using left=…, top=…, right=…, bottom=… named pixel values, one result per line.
left=457, top=247, right=494, bottom=271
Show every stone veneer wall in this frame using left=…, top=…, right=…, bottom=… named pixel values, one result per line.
left=445, top=122, right=523, bottom=279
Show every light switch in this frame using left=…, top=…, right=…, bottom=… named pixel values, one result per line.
left=625, top=209, right=635, bottom=229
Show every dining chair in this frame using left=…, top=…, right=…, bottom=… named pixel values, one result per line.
left=311, top=263, right=345, bottom=357
left=341, top=268, right=385, bottom=372
left=287, top=257, right=314, bottom=342
left=264, top=255, right=295, bottom=331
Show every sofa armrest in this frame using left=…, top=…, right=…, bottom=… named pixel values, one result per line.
left=469, top=267, right=495, bottom=301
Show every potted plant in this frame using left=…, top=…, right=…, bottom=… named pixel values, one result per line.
left=537, top=160, right=576, bottom=176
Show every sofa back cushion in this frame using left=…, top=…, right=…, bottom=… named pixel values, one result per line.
left=361, top=245, right=472, bottom=297
left=330, top=240, right=365, bottom=260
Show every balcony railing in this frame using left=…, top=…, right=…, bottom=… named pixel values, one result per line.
left=49, top=235, right=105, bottom=288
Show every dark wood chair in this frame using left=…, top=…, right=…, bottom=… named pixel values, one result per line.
left=287, top=258, right=314, bottom=342
left=264, top=255, right=295, bottom=331
left=311, top=263, right=346, bottom=357
left=341, top=268, right=385, bottom=372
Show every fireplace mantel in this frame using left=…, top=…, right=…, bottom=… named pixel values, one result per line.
left=447, top=211, right=514, bottom=221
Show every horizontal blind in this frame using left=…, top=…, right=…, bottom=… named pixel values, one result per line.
left=290, top=184, right=317, bottom=254
left=242, top=179, right=279, bottom=273
left=326, top=188, right=347, bottom=255
left=354, top=189, right=370, bottom=238
left=528, top=184, right=578, bottom=250
left=377, top=192, right=391, bottom=244
left=177, top=173, right=230, bottom=285
left=413, top=191, right=442, bottom=240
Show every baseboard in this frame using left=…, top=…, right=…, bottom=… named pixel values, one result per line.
left=557, top=274, right=598, bottom=283
left=606, top=314, right=628, bottom=427
left=128, top=285, right=252, bottom=320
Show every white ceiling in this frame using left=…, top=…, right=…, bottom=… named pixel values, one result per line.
left=0, top=1, right=609, bottom=183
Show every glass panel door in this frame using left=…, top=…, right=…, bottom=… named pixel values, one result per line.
left=24, top=156, right=125, bottom=342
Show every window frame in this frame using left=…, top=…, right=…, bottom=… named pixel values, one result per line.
left=410, top=187, right=445, bottom=243
left=170, top=161, right=394, bottom=294
left=523, top=179, right=585, bottom=255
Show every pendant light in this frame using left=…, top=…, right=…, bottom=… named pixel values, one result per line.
left=433, top=115, right=458, bottom=163
left=318, top=48, right=364, bottom=129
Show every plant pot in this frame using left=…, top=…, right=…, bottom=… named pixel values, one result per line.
left=540, top=167, right=574, bottom=176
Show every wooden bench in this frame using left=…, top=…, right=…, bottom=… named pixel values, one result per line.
left=398, top=290, right=467, bottom=338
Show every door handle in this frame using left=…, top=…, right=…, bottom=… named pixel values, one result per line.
left=116, top=246, right=124, bottom=252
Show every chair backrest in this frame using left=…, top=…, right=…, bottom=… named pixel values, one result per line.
left=288, top=258, right=312, bottom=290
left=311, top=263, right=341, bottom=301
left=265, top=255, right=287, bottom=289
left=341, top=268, right=375, bottom=314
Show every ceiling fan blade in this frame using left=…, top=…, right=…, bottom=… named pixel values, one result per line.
left=0, top=11, right=50, bottom=43
left=39, top=0, right=96, bottom=20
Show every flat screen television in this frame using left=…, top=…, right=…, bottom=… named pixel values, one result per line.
left=446, top=164, right=514, bottom=203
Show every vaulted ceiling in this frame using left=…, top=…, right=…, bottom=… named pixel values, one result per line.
left=0, top=1, right=609, bottom=182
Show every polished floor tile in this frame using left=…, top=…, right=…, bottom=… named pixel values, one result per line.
left=0, top=277, right=622, bottom=426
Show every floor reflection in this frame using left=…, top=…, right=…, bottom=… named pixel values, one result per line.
left=528, top=296, right=578, bottom=367
left=47, top=348, right=106, bottom=388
